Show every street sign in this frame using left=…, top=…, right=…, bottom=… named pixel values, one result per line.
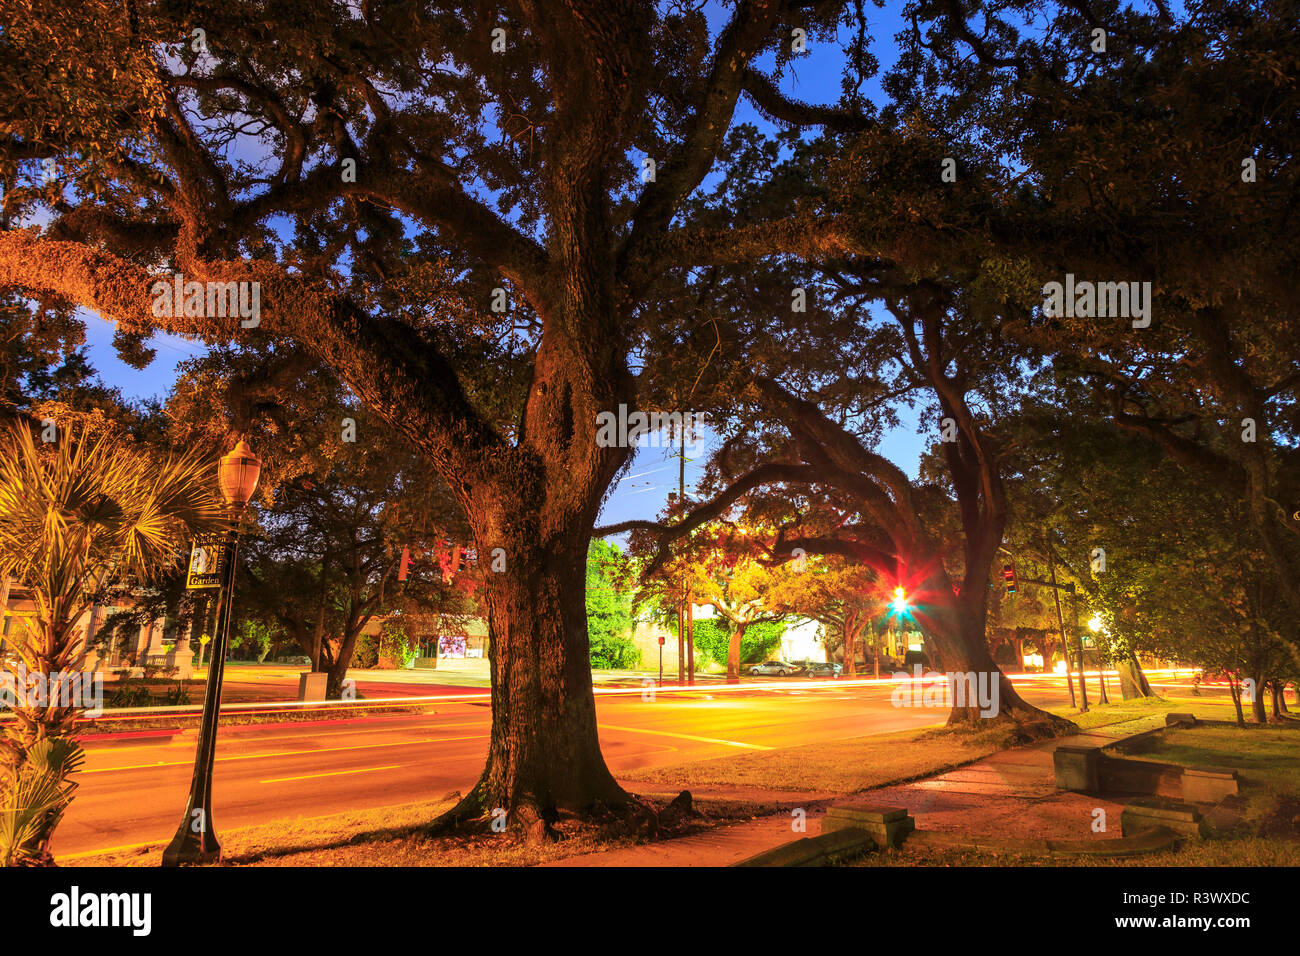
left=185, top=534, right=230, bottom=589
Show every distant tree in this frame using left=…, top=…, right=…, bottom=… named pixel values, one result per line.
left=765, top=559, right=882, bottom=676
left=692, top=618, right=786, bottom=671
left=687, top=540, right=794, bottom=684
left=167, top=347, right=468, bottom=697
left=585, top=540, right=638, bottom=670
left=893, top=0, right=1300, bottom=619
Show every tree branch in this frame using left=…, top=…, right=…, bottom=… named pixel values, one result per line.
left=0, top=232, right=504, bottom=483
left=740, top=66, right=874, bottom=132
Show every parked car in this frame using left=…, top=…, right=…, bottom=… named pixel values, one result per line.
left=748, top=660, right=801, bottom=677
left=800, top=660, right=842, bottom=677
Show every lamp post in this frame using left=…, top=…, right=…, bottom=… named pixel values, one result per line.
left=162, top=440, right=261, bottom=866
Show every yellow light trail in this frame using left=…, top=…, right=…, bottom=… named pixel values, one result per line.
left=79, top=734, right=489, bottom=773
left=597, top=724, right=773, bottom=750
left=259, top=765, right=401, bottom=784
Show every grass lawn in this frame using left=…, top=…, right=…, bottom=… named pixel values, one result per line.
left=851, top=837, right=1300, bottom=867
left=620, top=695, right=1192, bottom=795
left=622, top=724, right=995, bottom=794
left=850, top=722, right=1300, bottom=867
left=1121, top=724, right=1300, bottom=833
left=1062, top=695, right=1177, bottom=729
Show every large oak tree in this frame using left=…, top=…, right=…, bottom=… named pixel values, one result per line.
left=0, top=0, right=898, bottom=827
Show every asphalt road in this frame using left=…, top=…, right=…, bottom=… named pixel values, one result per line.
left=53, top=672, right=1180, bottom=858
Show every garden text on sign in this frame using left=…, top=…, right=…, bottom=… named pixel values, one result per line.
left=185, top=534, right=230, bottom=590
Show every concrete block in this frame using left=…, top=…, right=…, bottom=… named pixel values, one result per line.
left=823, top=815, right=914, bottom=847
left=1099, top=754, right=1183, bottom=798
left=823, top=805, right=915, bottom=847
left=824, top=804, right=909, bottom=824
left=733, top=827, right=876, bottom=867
left=298, top=671, right=329, bottom=702
left=1182, top=766, right=1238, bottom=803
left=1121, top=799, right=1207, bottom=840
left=1166, top=712, right=1197, bottom=727
left=1053, top=745, right=1101, bottom=792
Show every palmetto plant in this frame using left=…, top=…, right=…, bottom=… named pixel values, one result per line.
left=0, top=420, right=225, bottom=865
left=0, top=736, right=84, bottom=867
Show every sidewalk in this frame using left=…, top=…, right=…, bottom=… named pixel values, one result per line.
left=543, top=713, right=1172, bottom=867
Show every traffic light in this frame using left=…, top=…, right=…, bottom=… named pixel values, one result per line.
left=1002, top=564, right=1017, bottom=593
left=891, top=586, right=910, bottom=614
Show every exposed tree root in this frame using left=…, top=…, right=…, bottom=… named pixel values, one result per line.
left=941, top=706, right=1079, bottom=745
left=420, top=777, right=691, bottom=845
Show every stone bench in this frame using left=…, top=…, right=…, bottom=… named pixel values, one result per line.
left=1056, top=741, right=1238, bottom=804
left=1053, top=745, right=1101, bottom=792
left=1100, top=754, right=1184, bottom=799
left=1165, top=712, right=1198, bottom=727
left=1120, top=799, right=1208, bottom=840
left=821, top=804, right=915, bottom=847
left=1182, top=766, right=1238, bottom=803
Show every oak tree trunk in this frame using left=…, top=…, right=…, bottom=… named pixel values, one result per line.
left=1269, top=680, right=1284, bottom=722
left=919, top=577, right=1070, bottom=728
left=1116, top=650, right=1154, bottom=699
left=1228, top=675, right=1247, bottom=726
left=450, top=534, right=627, bottom=825
left=843, top=621, right=858, bottom=678
left=727, top=623, right=748, bottom=683
left=1251, top=672, right=1268, bottom=723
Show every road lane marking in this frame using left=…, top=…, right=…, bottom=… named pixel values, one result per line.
left=79, top=719, right=494, bottom=754
left=597, top=724, right=773, bottom=750
left=79, top=734, right=490, bottom=773
left=259, top=765, right=400, bottom=784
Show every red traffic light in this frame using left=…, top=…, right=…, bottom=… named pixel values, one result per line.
left=1002, top=564, right=1017, bottom=593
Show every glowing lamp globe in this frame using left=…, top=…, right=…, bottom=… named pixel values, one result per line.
left=218, top=440, right=262, bottom=508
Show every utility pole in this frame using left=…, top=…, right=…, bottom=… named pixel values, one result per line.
left=1006, top=542, right=1077, bottom=707
left=677, top=437, right=686, bottom=686
left=685, top=583, right=695, bottom=685
left=1046, top=532, right=1086, bottom=711
left=677, top=425, right=695, bottom=685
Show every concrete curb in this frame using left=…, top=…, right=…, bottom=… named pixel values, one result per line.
left=906, top=825, right=1180, bottom=858
left=63, top=700, right=442, bottom=736
left=733, top=816, right=1182, bottom=866
left=732, top=719, right=1201, bottom=866
left=732, top=827, right=877, bottom=867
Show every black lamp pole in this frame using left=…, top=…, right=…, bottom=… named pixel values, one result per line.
left=163, top=441, right=259, bottom=867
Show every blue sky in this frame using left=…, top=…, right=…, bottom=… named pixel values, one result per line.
left=78, top=6, right=928, bottom=531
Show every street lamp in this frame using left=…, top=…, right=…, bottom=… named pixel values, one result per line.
left=162, top=440, right=261, bottom=866
left=1085, top=613, right=1110, bottom=704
